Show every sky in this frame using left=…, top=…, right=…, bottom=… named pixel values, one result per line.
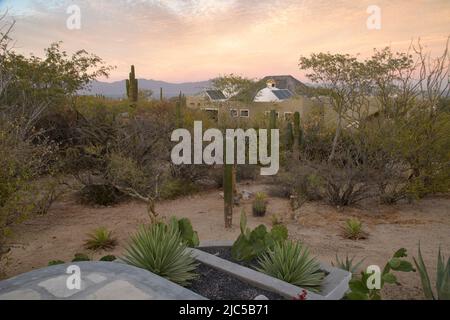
left=1, top=0, right=449, bottom=82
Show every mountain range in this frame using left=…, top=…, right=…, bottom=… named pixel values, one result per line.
left=81, top=79, right=213, bottom=98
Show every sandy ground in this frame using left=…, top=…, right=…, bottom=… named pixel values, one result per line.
left=1, top=182, right=449, bottom=300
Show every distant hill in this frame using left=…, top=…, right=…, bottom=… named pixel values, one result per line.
left=81, top=79, right=213, bottom=98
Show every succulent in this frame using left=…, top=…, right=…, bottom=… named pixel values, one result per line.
left=231, top=210, right=288, bottom=262
left=343, top=218, right=366, bottom=240
left=414, top=245, right=450, bottom=300
left=332, top=253, right=365, bottom=275
left=252, top=192, right=268, bottom=217
left=83, top=227, right=117, bottom=251
left=122, top=223, right=198, bottom=286
left=223, top=162, right=233, bottom=228
left=126, top=65, right=138, bottom=104
left=257, top=240, right=325, bottom=293
left=168, top=216, right=200, bottom=248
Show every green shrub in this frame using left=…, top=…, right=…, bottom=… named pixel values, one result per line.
left=231, top=211, right=288, bottom=262
left=84, top=227, right=117, bottom=251
left=414, top=245, right=450, bottom=300
left=346, top=248, right=415, bottom=300
left=122, top=223, right=198, bottom=286
left=48, top=260, right=65, bottom=266
left=332, top=254, right=365, bottom=275
left=99, top=255, right=117, bottom=262
left=257, top=240, right=325, bottom=293
left=252, top=192, right=268, bottom=217
left=78, top=184, right=124, bottom=206
left=343, top=218, right=366, bottom=240
left=72, top=253, right=91, bottom=262
left=159, top=178, right=199, bottom=200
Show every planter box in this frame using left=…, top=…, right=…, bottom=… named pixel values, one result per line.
left=187, top=241, right=351, bottom=300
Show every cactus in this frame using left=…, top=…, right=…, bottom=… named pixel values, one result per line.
left=126, top=65, right=138, bottom=104
left=160, top=87, right=163, bottom=101
left=414, top=245, right=450, bottom=300
left=224, top=163, right=233, bottom=228
left=293, top=112, right=303, bottom=147
left=176, top=92, right=182, bottom=127
left=268, top=110, right=277, bottom=156
left=285, top=122, right=294, bottom=151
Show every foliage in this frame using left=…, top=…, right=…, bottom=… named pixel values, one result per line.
left=346, top=248, right=415, bottom=300
left=72, top=253, right=91, bottom=262
left=231, top=211, right=288, bottom=262
left=168, top=217, right=200, bottom=248
left=252, top=192, right=268, bottom=217
left=413, top=245, right=450, bottom=300
left=332, top=254, right=365, bottom=275
left=342, top=218, right=367, bottom=240
left=257, top=240, right=325, bottom=293
left=99, top=255, right=117, bottom=262
left=122, top=223, right=198, bottom=286
left=48, top=260, right=65, bottom=266
left=84, top=227, right=117, bottom=251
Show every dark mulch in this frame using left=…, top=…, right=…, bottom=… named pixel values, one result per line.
left=187, top=262, right=284, bottom=300
left=199, top=246, right=258, bottom=268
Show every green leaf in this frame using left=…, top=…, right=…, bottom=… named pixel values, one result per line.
left=393, top=248, right=408, bottom=258
left=349, top=279, right=369, bottom=294
left=382, top=273, right=397, bottom=284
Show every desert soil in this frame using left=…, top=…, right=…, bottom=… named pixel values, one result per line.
left=1, top=182, right=449, bottom=300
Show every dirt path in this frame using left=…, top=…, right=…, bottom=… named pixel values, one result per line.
left=1, top=183, right=449, bottom=300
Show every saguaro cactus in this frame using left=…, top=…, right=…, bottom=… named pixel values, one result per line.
left=293, top=112, right=303, bottom=148
left=293, top=112, right=303, bottom=159
left=285, top=122, right=294, bottom=151
left=126, top=65, right=138, bottom=104
left=160, top=87, right=163, bottom=101
left=268, top=110, right=277, bottom=156
left=224, top=163, right=233, bottom=228
left=176, top=91, right=183, bottom=127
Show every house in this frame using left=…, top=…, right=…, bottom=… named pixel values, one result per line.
left=253, top=79, right=294, bottom=103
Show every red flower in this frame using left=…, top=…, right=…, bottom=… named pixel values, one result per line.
left=293, top=290, right=308, bottom=300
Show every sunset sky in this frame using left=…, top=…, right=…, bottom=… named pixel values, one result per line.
left=2, top=0, right=449, bottom=82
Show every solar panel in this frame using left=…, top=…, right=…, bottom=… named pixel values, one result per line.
left=272, top=89, right=292, bottom=100
left=206, top=90, right=226, bottom=100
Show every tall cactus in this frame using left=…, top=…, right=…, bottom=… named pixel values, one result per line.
left=176, top=91, right=182, bottom=127
left=268, top=110, right=277, bottom=156
left=160, top=87, right=163, bottom=101
left=285, top=121, right=294, bottom=151
left=224, top=162, right=233, bottom=228
left=293, top=111, right=303, bottom=148
left=293, top=112, right=303, bottom=159
left=126, top=65, right=138, bottom=104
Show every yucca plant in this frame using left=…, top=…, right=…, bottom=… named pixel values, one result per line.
left=256, top=240, right=325, bottom=293
left=252, top=192, right=268, bottom=217
left=332, top=254, right=365, bottom=275
left=343, top=218, right=366, bottom=240
left=122, top=223, right=198, bottom=286
left=84, top=227, right=117, bottom=251
left=414, top=245, right=450, bottom=300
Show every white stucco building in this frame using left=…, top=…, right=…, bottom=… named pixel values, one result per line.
left=253, top=79, right=294, bottom=103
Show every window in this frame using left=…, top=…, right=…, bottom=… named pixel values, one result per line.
left=264, top=111, right=280, bottom=118
left=230, top=109, right=238, bottom=118
left=284, top=112, right=293, bottom=120
left=240, top=109, right=250, bottom=118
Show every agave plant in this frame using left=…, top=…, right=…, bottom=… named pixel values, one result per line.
left=252, top=192, right=268, bottom=217
left=122, top=223, right=198, bottom=286
left=332, top=254, right=365, bottom=275
left=256, top=240, right=325, bottom=292
left=414, top=245, right=450, bottom=300
left=84, top=227, right=117, bottom=251
left=343, top=218, right=366, bottom=240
